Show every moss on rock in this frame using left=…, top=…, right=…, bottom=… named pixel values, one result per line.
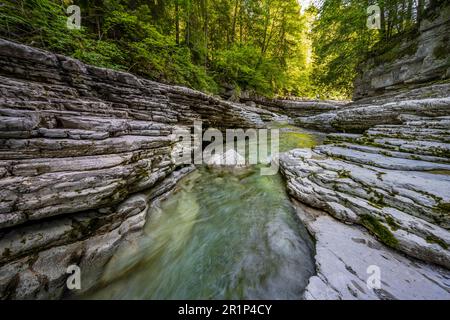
left=426, top=235, right=448, bottom=250
left=360, top=214, right=399, bottom=248
left=385, top=216, right=400, bottom=231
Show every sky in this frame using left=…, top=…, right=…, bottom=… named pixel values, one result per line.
left=297, top=0, right=313, bottom=12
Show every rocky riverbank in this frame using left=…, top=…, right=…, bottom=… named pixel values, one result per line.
left=279, top=110, right=450, bottom=299
left=0, top=38, right=279, bottom=298
left=0, top=35, right=449, bottom=300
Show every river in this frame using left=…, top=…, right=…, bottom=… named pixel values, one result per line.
left=80, top=126, right=321, bottom=299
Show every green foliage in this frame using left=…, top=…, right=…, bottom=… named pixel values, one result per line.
left=212, top=45, right=283, bottom=96
left=311, top=1, right=378, bottom=98
left=0, top=0, right=319, bottom=97
left=2, top=0, right=437, bottom=99
left=0, top=0, right=83, bottom=53
left=310, top=0, right=444, bottom=98
left=73, top=39, right=125, bottom=70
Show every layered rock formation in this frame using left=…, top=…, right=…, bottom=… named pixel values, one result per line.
left=0, top=38, right=276, bottom=298
left=353, top=4, right=450, bottom=100
left=280, top=108, right=450, bottom=299
left=281, top=115, right=450, bottom=266
left=1, top=11, right=449, bottom=299
left=240, top=96, right=346, bottom=119
left=293, top=200, right=450, bottom=300
left=276, top=4, right=450, bottom=298
left=295, top=83, right=450, bottom=132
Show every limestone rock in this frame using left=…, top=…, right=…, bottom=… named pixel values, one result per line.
left=0, top=36, right=271, bottom=299
left=293, top=201, right=450, bottom=300
left=280, top=117, right=450, bottom=269
left=353, top=5, right=450, bottom=100
left=295, top=96, right=450, bottom=133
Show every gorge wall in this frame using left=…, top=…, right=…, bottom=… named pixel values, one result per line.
left=353, top=4, right=450, bottom=101
left=274, top=4, right=450, bottom=299
left=0, top=3, right=449, bottom=298
left=0, top=39, right=280, bottom=299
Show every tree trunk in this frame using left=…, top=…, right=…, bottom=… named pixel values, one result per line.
left=231, top=0, right=240, bottom=44
left=204, top=0, right=208, bottom=68
left=417, top=0, right=425, bottom=24
left=380, top=2, right=387, bottom=40
left=175, top=0, right=180, bottom=45
left=185, top=0, right=191, bottom=47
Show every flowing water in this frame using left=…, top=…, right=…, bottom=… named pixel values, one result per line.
left=82, top=128, right=319, bottom=299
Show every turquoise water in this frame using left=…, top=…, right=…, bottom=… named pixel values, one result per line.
left=82, top=128, right=318, bottom=299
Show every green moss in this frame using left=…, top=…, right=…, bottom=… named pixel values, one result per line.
left=435, top=202, right=450, bottom=214
left=426, top=235, right=448, bottom=250
left=368, top=201, right=384, bottom=209
left=376, top=172, right=386, bottom=181
left=374, top=40, right=418, bottom=64
left=431, top=148, right=450, bottom=159
left=428, top=170, right=450, bottom=176
left=337, top=169, right=351, bottom=179
left=369, top=191, right=386, bottom=208
left=278, top=131, right=317, bottom=152
left=385, top=216, right=400, bottom=231
left=360, top=214, right=399, bottom=248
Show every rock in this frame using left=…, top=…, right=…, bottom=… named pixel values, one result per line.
left=0, top=36, right=273, bottom=299
left=240, top=96, right=347, bottom=118
left=293, top=200, right=450, bottom=300
left=353, top=5, right=450, bottom=100
left=0, top=166, right=194, bottom=299
left=280, top=116, right=450, bottom=269
left=295, top=96, right=450, bottom=133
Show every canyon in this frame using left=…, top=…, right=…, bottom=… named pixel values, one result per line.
left=0, top=5, right=449, bottom=300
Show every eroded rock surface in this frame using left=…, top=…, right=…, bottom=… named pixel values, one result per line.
left=280, top=113, right=450, bottom=299
left=295, top=91, right=450, bottom=132
left=241, top=96, right=347, bottom=118
left=0, top=39, right=275, bottom=299
left=1, top=32, right=449, bottom=300
left=353, top=5, right=450, bottom=100
left=281, top=116, right=450, bottom=267
left=293, top=201, right=450, bottom=300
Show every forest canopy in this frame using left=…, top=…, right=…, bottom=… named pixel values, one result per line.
left=0, top=0, right=445, bottom=99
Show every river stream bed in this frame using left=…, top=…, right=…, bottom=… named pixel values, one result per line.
left=81, top=128, right=319, bottom=299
